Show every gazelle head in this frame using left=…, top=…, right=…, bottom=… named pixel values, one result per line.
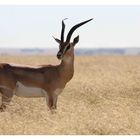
left=53, top=18, right=93, bottom=60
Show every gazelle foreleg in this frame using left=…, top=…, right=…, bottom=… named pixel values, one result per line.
left=0, top=88, right=14, bottom=112
left=52, top=94, right=58, bottom=109
left=45, top=93, right=58, bottom=110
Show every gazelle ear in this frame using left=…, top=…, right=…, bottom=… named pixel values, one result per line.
left=53, top=36, right=61, bottom=44
left=73, top=35, right=79, bottom=45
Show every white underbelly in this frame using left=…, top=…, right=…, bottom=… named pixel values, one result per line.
left=14, top=81, right=46, bottom=97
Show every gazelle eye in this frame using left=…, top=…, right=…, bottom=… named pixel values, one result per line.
left=66, top=45, right=70, bottom=50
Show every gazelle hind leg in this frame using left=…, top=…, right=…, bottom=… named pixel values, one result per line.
left=0, top=88, right=13, bottom=112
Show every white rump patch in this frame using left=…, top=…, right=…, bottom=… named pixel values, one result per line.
left=14, top=81, right=46, bottom=97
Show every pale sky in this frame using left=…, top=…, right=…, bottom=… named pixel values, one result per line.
left=0, top=5, right=140, bottom=48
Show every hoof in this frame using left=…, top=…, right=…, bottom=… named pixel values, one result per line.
left=0, top=107, right=5, bottom=112
left=48, top=107, right=57, bottom=114
left=0, top=104, right=6, bottom=112
left=50, top=109, right=57, bottom=114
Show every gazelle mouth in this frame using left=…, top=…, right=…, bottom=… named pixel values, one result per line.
left=58, top=57, right=62, bottom=60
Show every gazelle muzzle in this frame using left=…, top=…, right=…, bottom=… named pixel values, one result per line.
left=57, top=43, right=70, bottom=59
left=57, top=51, right=63, bottom=59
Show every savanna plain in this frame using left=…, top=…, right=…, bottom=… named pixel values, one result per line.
left=0, top=55, right=140, bottom=135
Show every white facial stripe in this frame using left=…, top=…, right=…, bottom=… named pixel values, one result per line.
left=63, top=43, right=70, bottom=54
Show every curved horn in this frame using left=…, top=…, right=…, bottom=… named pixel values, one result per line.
left=61, top=18, right=68, bottom=43
left=66, top=18, right=93, bottom=43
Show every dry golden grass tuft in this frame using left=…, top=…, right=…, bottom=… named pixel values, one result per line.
left=0, top=55, right=140, bottom=135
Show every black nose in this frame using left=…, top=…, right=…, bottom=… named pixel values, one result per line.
left=57, top=52, right=63, bottom=59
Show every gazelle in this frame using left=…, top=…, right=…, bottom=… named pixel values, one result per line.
left=0, top=18, right=93, bottom=112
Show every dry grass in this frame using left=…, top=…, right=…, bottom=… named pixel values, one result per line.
left=0, top=55, right=140, bottom=135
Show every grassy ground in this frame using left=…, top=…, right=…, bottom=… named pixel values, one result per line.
left=0, top=55, right=140, bottom=135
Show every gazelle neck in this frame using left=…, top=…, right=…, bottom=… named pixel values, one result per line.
left=59, top=48, right=74, bottom=83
